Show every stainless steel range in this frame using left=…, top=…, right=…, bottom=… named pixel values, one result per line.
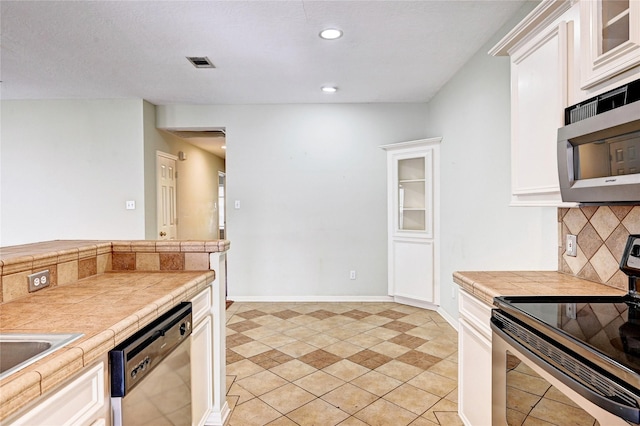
left=491, top=235, right=640, bottom=425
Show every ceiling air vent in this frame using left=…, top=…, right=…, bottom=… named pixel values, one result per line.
left=187, top=56, right=215, bottom=69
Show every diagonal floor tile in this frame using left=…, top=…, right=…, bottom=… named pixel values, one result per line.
left=293, top=370, right=345, bottom=397
left=299, top=349, right=343, bottom=369
left=249, top=349, right=294, bottom=369
left=323, top=359, right=370, bottom=382
left=228, top=397, right=281, bottom=426
left=350, top=371, right=403, bottom=397
left=383, top=383, right=441, bottom=415
left=259, top=383, right=316, bottom=414
left=396, top=350, right=442, bottom=370
left=408, top=370, right=457, bottom=397
left=321, top=383, right=379, bottom=414
left=228, top=319, right=261, bottom=333
left=287, top=398, right=350, bottom=426
left=226, top=302, right=464, bottom=426
left=347, top=349, right=393, bottom=370
left=269, top=359, right=318, bottom=382
left=354, top=398, right=418, bottom=426
left=236, top=370, right=289, bottom=397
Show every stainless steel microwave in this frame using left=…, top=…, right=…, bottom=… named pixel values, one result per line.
left=558, top=95, right=640, bottom=204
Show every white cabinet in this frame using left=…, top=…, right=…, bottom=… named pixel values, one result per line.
left=7, top=360, right=108, bottom=426
left=458, top=289, right=493, bottom=426
left=580, top=0, right=640, bottom=89
left=491, top=0, right=640, bottom=207
left=381, top=138, right=440, bottom=308
left=491, top=1, right=578, bottom=207
left=191, top=286, right=213, bottom=426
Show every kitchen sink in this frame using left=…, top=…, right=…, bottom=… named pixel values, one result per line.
left=0, top=333, right=84, bottom=380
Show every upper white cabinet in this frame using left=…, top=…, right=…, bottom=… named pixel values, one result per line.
left=580, top=0, right=640, bottom=89
left=381, top=138, right=440, bottom=308
left=491, top=1, right=578, bottom=206
left=490, top=0, right=640, bottom=207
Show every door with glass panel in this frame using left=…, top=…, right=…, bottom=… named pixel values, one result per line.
left=381, top=138, right=441, bottom=308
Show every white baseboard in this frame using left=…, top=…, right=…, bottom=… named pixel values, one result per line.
left=228, top=295, right=395, bottom=303
left=437, top=306, right=458, bottom=331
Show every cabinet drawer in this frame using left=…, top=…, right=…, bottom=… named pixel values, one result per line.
left=459, top=289, right=492, bottom=339
left=9, top=362, right=105, bottom=426
left=191, top=286, right=212, bottom=325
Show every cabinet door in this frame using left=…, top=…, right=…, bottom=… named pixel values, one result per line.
left=580, top=0, right=640, bottom=89
left=458, top=290, right=493, bottom=426
left=391, top=149, right=433, bottom=238
left=510, top=19, right=571, bottom=206
left=391, top=239, right=434, bottom=303
left=191, top=315, right=213, bottom=426
left=8, top=362, right=106, bottom=426
left=459, top=318, right=492, bottom=426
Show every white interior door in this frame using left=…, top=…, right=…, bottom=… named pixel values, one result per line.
left=156, top=151, right=178, bottom=240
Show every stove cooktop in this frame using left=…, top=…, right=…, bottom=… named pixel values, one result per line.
left=497, top=295, right=640, bottom=378
left=495, top=234, right=640, bottom=391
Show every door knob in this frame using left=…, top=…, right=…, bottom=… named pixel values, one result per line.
left=159, top=231, right=166, bottom=237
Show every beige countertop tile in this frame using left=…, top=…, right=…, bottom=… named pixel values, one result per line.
left=0, top=269, right=215, bottom=421
left=453, top=270, right=626, bottom=306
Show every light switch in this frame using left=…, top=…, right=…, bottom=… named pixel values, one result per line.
left=234, top=200, right=240, bottom=209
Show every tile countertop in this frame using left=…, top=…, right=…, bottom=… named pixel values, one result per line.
left=453, top=270, right=627, bottom=306
left=0, top=270, right=215, bottom=421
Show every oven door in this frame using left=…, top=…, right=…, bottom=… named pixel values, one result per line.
left=492, top=316, right=639, bottom=425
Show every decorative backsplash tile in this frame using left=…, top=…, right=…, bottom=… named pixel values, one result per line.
left=0, top=240, right=230, bottom=303
left=559, top=206, right=640, bottom=290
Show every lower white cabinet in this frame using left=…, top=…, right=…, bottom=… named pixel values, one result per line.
left=458, top=289, right=492, bottom=426
left=7, top=359, right=108, bottom=426
left=191, top=286, right=213, bottom=426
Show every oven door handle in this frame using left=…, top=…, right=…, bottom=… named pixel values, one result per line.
left=492, top=320, right=640, bottom=424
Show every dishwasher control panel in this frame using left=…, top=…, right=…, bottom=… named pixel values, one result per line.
left=109, top=302, right=192, bottom=397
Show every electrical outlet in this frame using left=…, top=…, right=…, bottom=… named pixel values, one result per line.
left=349, top=270, right=357, bottom=280
left=566, top=303, right=577, bottom=319
left=28, top=270, right=50, bottom=292
left=566, top=234, right=577, bottom=257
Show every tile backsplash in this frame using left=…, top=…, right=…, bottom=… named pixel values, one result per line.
left=559, top=206, right=640, bottom=290
left=0, top=240, right=230, bottom=304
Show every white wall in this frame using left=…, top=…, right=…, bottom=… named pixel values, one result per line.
left=427, top=3, right=558, bottom=318
left=157, top=103, right=428, bottom=299
left=1, top=99, right=146, bottom=246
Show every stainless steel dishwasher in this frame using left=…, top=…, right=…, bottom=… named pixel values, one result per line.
left=110, top=302, right=192, bottom=426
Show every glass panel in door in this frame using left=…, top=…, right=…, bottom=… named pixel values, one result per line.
left=601, top=0, right=630, bottom=54
left=398, top=157, right=426, bottom=231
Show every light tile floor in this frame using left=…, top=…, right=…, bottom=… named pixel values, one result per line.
left=225, top=302, right=462, bottom=426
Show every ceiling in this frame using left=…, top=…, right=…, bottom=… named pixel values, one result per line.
left=0, top=1, right=529, bottom=157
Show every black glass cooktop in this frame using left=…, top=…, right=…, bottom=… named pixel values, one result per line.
left=494, top=295, right=640, bottom=383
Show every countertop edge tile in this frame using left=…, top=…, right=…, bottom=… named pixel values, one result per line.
left=77, top=330, right=116, bottom=366
left=0, top=371, right=42, bottom=420
left=36, top=347, right=85, bottom=394
left=0, top=270, right=215, bottom=421
left=454, top=270, right=627, bottom=307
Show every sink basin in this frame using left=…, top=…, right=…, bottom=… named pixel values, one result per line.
left=0, top=333, right=84, bottom=380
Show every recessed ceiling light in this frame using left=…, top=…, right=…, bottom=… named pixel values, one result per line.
left=221, top=145, right=227, bottom=150
left=321, top=86, right=338, bottom=93
left=319, top=28, right=343, bottom=40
